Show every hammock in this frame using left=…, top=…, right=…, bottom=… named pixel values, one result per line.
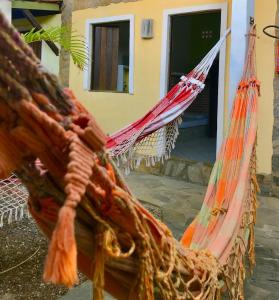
left=181, top=26, right=259, bottom=297
left=0, top=26, right=229, bottom=227
left=0, top=174, right=28, bottom=227
left=0, top=11, right=259, bottom=300
left=107, top=29, right=230, bottom=173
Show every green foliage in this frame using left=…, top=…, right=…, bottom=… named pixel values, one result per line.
left=22, top=26, right=88, bottom=70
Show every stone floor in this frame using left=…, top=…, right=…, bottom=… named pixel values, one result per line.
left=61, top=172, right=279, bottom=300
left=173, top=133, right=216, bottom=164
left=172, top=127, right=216, bottom=163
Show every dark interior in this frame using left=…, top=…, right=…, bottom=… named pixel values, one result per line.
left=169, top=11, right=221, bottom=163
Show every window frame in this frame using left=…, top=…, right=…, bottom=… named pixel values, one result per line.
left=84, top=15, right=135, bottom=94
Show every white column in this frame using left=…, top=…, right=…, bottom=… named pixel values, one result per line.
left=0, top=0, right=12, bottom=23
left=228, top=0, right=255, bottom=112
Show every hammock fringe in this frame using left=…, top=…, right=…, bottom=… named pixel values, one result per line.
left=118, top=116, right=182, bottom=175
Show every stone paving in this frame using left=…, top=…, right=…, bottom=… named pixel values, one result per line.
left=61, top=172, right=279, bottom=300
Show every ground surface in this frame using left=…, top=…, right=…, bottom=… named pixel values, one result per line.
left=0, top=218, right=86, bottom=300
left=62, top=172, right=279, bottom=300
left=0, top=218, right=68, bottom=300
left=1, top=172, right=279, bottom=299
left=172, top=127, right=216, bottom=163
left=127, top=173, right=279, bottom=300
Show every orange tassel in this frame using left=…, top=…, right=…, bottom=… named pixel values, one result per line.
left=43, top=206, right=78, bottom=287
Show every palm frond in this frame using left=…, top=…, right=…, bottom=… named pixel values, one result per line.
left=22, top=26, right=89, bottom=70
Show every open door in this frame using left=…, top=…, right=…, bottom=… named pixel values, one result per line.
left=168, top=11, right=221, bottom=163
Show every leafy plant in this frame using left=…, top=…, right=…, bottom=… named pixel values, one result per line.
left=22, top=26, right=88, bottom=70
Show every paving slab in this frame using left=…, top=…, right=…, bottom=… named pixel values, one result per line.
left=61, top=172, right=279, bottom=299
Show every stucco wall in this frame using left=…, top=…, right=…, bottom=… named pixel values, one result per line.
left=70, top=0, right=230, bottom=132
left=272, top=0, right=279, bottom=196
left=69, top=0, right=275, bottom=174
left=255, top=0, right=276, bottom=174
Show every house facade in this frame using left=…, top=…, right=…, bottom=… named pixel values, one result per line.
left=67, top=0, right=276, bottom=183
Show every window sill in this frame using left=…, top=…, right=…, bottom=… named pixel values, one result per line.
left=87, top=89, right=132, bottom=95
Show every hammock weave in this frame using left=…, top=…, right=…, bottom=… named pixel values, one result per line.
left=0, top=11, right=259, bottom=300
left=107, top=29, right=230, bottom=173
left=0, top=174, right=28, bottom=227
left=181, top=26, right=260, bottom=298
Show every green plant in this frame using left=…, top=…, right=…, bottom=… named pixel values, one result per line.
left=22, top=26, right=88, bottom=70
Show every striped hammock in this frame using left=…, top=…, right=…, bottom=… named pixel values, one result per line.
left=107, top=29, right=230, bottom=173
left=181, top=25, right=259, bottom=298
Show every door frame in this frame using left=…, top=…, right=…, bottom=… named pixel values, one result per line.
left=160, top=3, right=228, bottom=154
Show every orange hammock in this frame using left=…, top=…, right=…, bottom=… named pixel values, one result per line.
left=0, top=12, right=259, bottom=300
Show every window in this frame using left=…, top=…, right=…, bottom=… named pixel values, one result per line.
left=91, top=21, right=130, bottom=93
left=85, top=15, right=134, bottom=94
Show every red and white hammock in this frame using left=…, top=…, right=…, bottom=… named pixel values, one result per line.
left=107, top=29, right=230, bottom=173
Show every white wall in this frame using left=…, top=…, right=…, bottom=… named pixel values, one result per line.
left=0, top=0, right=12, bottom=22
left=41, top=41, right=60, bottom=75
left=228, top=0, right=255, bottom=112
left=37, top=15, right=61, bottom=76
left=12, top=14, right=61, bottom=76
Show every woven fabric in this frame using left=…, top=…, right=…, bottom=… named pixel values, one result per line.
left=181, top=26, right=259, bottom=299
left=0, top=174, right=29, bottom=227
left=107, top=30, right=230, bottom=173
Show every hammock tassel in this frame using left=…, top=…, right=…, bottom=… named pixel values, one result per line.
left=43, top=205, right=78, bottom=287
left=43, top=131, right=94, bottom=286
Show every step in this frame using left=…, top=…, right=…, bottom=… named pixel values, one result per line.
left=136, top=156, right=273, bottom=196
left=137, top=156, right=213, bottom=186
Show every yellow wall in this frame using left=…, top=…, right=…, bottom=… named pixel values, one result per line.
left=13, top=14, right=61, bottom=75
left=70, top=0, right=230, bottom=136
left=70, top=0, right=275, bottom=174
left=255, top=0, right=276, bottom=174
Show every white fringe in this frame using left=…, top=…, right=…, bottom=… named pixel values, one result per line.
left=0, top=204, right=28, bottom=228
left=113, top=118, right=181, bottom=175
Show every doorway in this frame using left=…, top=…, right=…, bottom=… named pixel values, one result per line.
left=160, top=5, right=227, bottom=164
left=170, top=11, right=220, bottom=163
